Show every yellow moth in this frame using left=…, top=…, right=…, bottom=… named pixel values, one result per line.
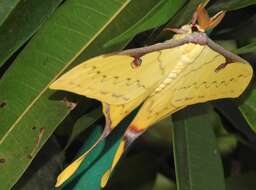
left=50, top=4, right=253, bottom=188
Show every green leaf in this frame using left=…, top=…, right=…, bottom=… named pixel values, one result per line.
left=0, top=0, right=20, bottom=25
left=0, top=0, right=63, bottom=67
left=152, top=174, right=176, bottom=190
left=104, top=0, right=186, bottom=47
left=52, top=99, right=97, bottom=140
left=172, top=105, right=225, bottom=190
left=0, top=0, right=135, bottom=188
left=64, top=107, right=102, bottom=150
left=144, top=117, right=173, bottom=144
left=215, top=40, right=238, bottom=52
left=239, top=85, right=256, bottom=133
left=208, top=0, right=256, bottom=12
left=13, top=135, right=64, bottom=190
left=234, top=41, right=256, bottom=54
left=217, top=135, right=237, bottom=155
left=106, top=152, right=157, bottom=190
left=214, top=101, right=256, bottom=142
left=222, top=15, right=256, bottom=42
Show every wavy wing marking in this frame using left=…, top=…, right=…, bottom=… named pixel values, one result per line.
left=171, top=61, right=252, bottom=107
left=130, top=45, right=253, bottom=130
left=50, top=48, right=183, bottom=105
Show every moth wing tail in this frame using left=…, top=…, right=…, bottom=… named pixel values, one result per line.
left=55, top=95, right=147, bottom=187
left=100, top=124, right=144, bottom=188
left=55, top=125, right=110, bottom=187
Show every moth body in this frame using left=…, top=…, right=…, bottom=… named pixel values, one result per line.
left=152, top=42, right=204, bottom=95
left=49, top=4, right=253, bottom=188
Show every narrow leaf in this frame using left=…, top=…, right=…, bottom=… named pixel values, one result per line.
left=172, top=105, right=225, bottom=190
left=234, top=41, right=256, bottom=54
left=214, top=100, right=256, bottom=141
left=0, top=0, right=133, bottom=188
left=239, top=85, right=256, bottom=133
left=0, top=0, right=20, bottom=25
left=209, top=0, right=256, bottom=12
left=64, top=107, right=102, bottom=149
left=13, top=136, right=64, bottom=190
left=104, top=0, right=186, bottom=47
left=0, top=0, right=63, bottom=67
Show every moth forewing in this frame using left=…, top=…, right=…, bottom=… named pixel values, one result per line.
left=50, top=4, right=253, bottom=188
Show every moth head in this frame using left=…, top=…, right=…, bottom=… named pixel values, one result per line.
left=168, top=4, right=225, bottom=39
left=166, top=24, right=193, bottom=40
left=180, top=24, right=193, bottom=34
left=191, top=3, right=225, bottom=32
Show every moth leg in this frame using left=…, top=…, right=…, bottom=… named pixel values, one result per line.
left=205, top=36, right=248, bottom=64
left=163, top=27, right=188, bottom=34
left=131, top=55, right=143, bottom=68
left=215, top=58, right=234, bottom=72
left=186, top=33, right=248, bottom=64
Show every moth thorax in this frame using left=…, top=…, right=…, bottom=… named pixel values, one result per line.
left=180, top=24, right=193, bottom=33
left=172, top=24, right=193, bottom=40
